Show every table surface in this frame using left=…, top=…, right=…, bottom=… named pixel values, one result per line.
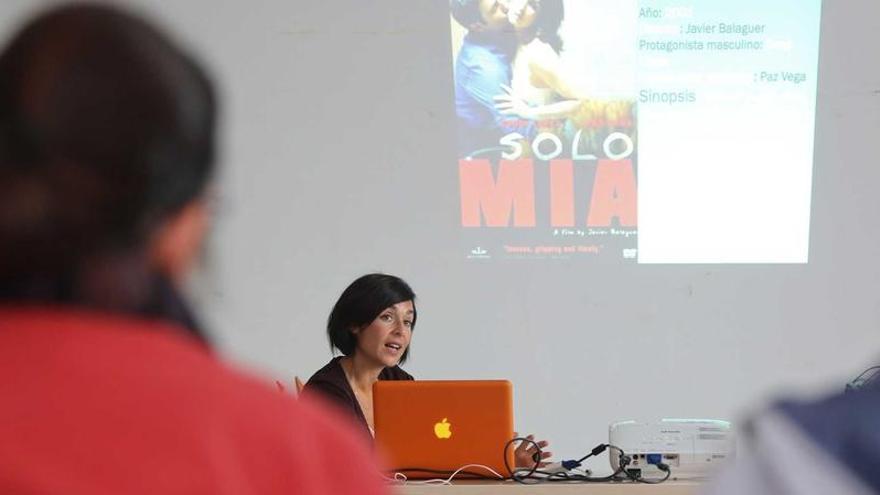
left=394, top=480, right=703, bottom=495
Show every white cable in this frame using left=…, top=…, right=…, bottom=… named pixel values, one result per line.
left=390, top=464, right=506, bottom=485
left=380, top=472, right=407, bottom=483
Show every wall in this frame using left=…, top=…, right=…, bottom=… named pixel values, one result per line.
left=1, top=0, right=878, bottom=468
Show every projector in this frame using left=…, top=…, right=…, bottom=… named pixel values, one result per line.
left=609, top=419, right=735, bottom=480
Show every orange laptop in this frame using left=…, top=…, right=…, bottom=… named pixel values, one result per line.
left=373, top=380, right=514, bottom=478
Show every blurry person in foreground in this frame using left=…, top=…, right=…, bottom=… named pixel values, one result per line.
left=703, top=382, right=880, bottom=494
left=0, top=4, right=386, bottom=495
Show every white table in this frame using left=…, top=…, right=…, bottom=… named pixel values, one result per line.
left=395, top=480, right=703, bottom=495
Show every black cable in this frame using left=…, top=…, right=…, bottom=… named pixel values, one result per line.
left=506, top=440, right=632, bottom=484
left=610, top=445, right=673, bottom=485
left=621, top=460, right=672, bottom=484
left=506, top=441, right=672, bottom=485
left=575, top=443, right=611, bottom=465
left=503, top=436, right=540, bottom=482
left=392, top=439, right=673, bottom=485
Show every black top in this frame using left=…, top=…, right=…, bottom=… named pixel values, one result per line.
left=304, top=356, right=413, bottom=440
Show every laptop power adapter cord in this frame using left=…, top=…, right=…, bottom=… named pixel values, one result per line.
left=388, top=464, right=506, bottom=485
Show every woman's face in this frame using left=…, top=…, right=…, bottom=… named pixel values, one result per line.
left=352, top=300, right=414, bottom=368
left=507, top=0, right=537, bottom=30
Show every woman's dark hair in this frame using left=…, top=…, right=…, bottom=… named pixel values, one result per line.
left=0, top=4, right=216, bottom=330
left=327, top=273, right=417, bottom=364
left=532, top=0, right=564, bottom=53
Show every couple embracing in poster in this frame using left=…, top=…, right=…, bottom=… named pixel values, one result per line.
left=451, top=0, right=634, bottom=161
left=451, top=0, right=638, bottom=236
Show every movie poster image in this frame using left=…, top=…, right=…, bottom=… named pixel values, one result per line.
left=449, top=0, right=638, bottom=261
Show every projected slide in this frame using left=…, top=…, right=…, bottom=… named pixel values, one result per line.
left=449, top=0, right=822, bottom=263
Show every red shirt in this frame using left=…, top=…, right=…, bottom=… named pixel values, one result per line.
left=0, top=307, right=389, bottom=495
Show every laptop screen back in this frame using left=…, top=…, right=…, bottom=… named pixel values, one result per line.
left=373, top=380, right=514, bottom=478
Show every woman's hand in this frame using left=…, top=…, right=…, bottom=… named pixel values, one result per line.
left=494, top=84, right=536, bottom=120
left=512, top=432, right=552, bottom=468
left=495, top=83, right=581, bottom=121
